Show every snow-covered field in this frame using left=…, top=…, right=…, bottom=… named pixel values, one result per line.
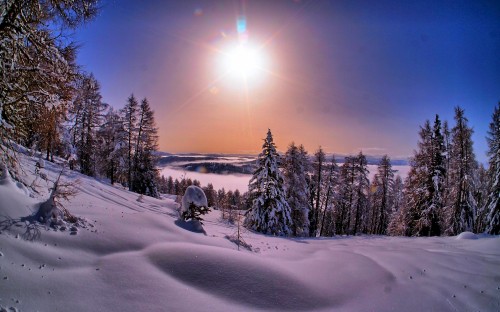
left=0, top=153, right=499, bottom=312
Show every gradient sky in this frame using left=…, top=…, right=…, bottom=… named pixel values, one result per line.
left=74, top=0, right=500, bottom=162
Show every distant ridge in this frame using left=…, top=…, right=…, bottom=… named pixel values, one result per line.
left=157, top=153, right=410, bottom=171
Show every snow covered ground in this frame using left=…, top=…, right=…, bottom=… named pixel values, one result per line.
left=0, top=153, right=499, bottom=312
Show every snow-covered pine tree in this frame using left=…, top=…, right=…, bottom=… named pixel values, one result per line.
left=387, top=175, right=404, bottom=235
left=485, top=103, right=500, bottom=235
left=370, top=155, right=395, bottom=235
left=130, top=98, right=160, bottom=198
left=309, top=147, right=326, bottom=237
left=244, top=129, right=292, bottom=236
left=402, top=117, right=446, bottom=236
left=96, top=107, right=126, bottom=185
left=445, top=107, right=478, bottom=235
left=283, top=142, right=310, bottom=236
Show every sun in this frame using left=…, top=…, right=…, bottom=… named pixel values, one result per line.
left=221, top=43, right=267, bottom=81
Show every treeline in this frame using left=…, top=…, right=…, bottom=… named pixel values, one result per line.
left=158, top=176, right=246, bottom=222
left=245, top=105, right=500, bottom=237
left=0, top=1, right=161, bottom=198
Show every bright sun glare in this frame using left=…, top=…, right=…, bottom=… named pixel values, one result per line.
left=222, top=43, right=266, bottom=81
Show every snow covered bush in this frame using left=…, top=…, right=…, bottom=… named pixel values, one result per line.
left=181, top=185, right=210, bottom=224
left=36, top=170, right=79, bottom=225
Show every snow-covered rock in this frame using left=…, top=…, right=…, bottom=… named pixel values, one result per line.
left=456, top=231, right=478, bottom=240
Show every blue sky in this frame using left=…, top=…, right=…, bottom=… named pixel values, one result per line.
left=74, top=0, right=499, bottom=163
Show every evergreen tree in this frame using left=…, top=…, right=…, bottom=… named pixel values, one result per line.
left=167, top=176, right=175, bottom=194
left=443, top=120, right=452, bottom=197
left=245, top=129, right=292, bottom=236
left=351, top=152, right=370, bottom=235
left=283, top=142, right=310, bottom=236
left=217, top=188, right=227, bottom=216
left=130, top=98, right=159, bottom=198
left=474, top=164, right=489, bottom=233
left=309, top=147, right=326, bottom=236
left=232, top=189, right=243, bottom=209
left=70, top=73, right=107, bottom=176
left=445, top=107, right=477, bottom=234
left=96, top=107, right=126, bottom=185
left=335, top=156, right=356, bottom=235
left=485, top=103, right=500, bottom=234
left=319, top=155, right=338, bottom=236
left=403, top=117, right=446, bottom=236
left=370, top=155, right=395, bottom=235
left=122, top=94, right=138, bottom=189
left=173, top=179, right=181, bottom=195
left=202, top=183, right=216, bottom=207
left=387, top=175, right=404, bottom=235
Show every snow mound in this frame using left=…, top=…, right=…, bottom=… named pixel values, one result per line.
left=174, top=219, right=206, bottom=234
left=0, top=164, right=29, bottom=196
left=146, top=243, right=335, bottom=310
left=456, top=231, right=478, bottom=240
left=181, top=185, right=207, bottom=213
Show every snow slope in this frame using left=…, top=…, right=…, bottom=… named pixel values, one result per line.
left=0, top=153, right=499, bottom=312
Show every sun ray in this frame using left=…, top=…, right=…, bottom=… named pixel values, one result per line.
left=171, top=71, right=231, bottom=115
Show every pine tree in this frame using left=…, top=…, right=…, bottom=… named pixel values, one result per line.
left=70, top=73, right=107, bottom=176
left=309, top=147, right=326, bottom=237
left=173, top=179, right=181, bottom=195
left=351, top=152, right=370, bottom=235
left=319, top=155, right=338, bottom=236
left=485, top=103, right=500, bottom=234
left=335, top=156, right=356, bottom=235
left=403, top=117, right=446, bottom=236
left=283, top=142, right=310, bottom=236
left=217, top=188, right=227, bottom=217
left=244, top=129, right=292, bottom=236
left=130, top=98, right=159, bottom=198
left=387, top=175, right=404, bottom=235
left=96, top=108, right=126, bottom=185
left=202, top=183, right=216, bottom=207
left=370, top=155, right=395, bottom=235
left=443, top=120, right=452, bottom=197
left=446, top=107, right=478, bottom=234
left=474, top=164, right=489, bottom=233
left=122, top=94, right=138, bottom=190
left=167, top=176, right=175, bottom=194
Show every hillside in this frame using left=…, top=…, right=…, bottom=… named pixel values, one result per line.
left=0, top=152, right=499, bottom=312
